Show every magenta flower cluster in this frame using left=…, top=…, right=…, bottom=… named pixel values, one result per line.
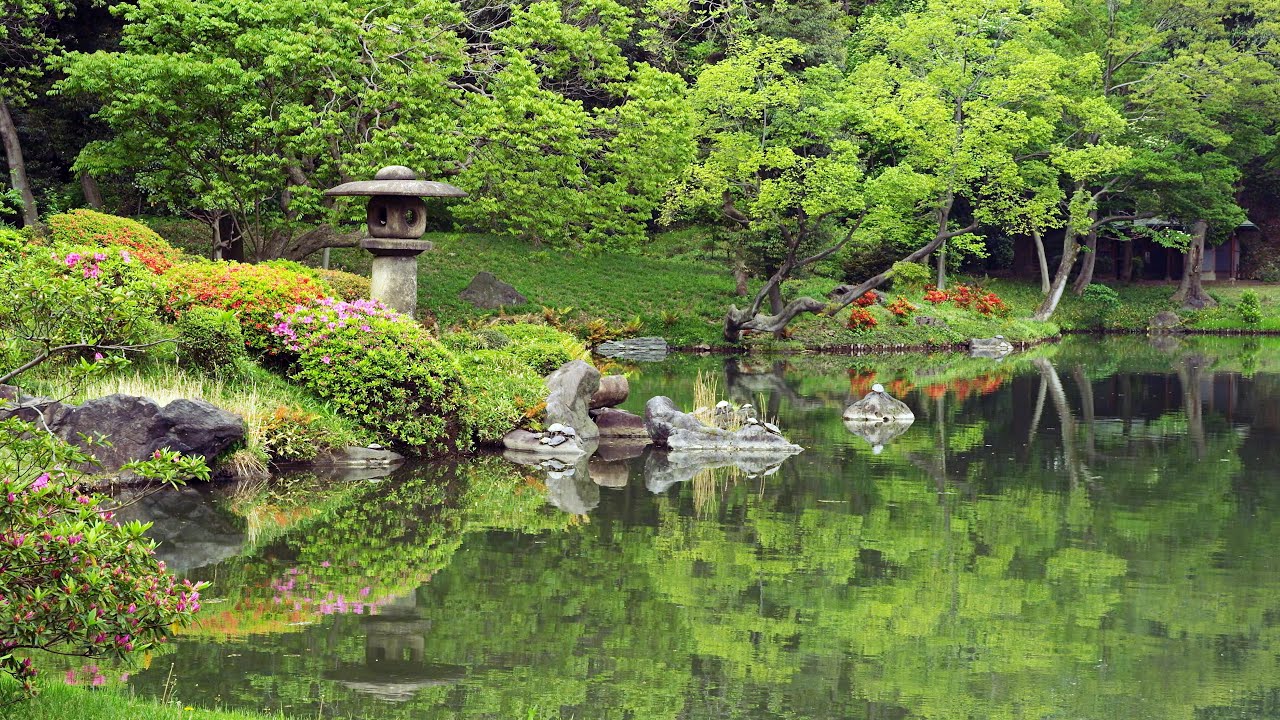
left=270, top=297, right=406, bottom=353
left=53, top=249, right=126, bottom=282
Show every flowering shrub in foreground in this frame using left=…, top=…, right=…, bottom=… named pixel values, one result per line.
left=887, top=296, right=918, bottom=322
left=270, top=299, right=467, bottom=453
left=164, top=260, right=327, bottom=353
left=847, top=307, right=878, bottom=333
left=0, top=418, right=208, bottom=694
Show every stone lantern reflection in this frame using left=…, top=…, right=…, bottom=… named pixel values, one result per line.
left=324, top=166, right=467, bottom=315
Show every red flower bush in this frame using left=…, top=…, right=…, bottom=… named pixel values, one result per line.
left=949, top=284, right=976, bottom=310
left=847, top=307, right=878, bottom=332
left=165, top=260, right=327, bottom=352
left=47, top=210, right=182, bottom=274
left=887, top=296, right=917, bottom=320
left=854, top=291, right=879, bottom=307
left=976, top=291, right=1009, bottom=316
left=924, top=289, right=949, bottom=305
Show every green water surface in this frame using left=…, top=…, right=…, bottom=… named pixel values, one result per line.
left=115, top=336, right=1280, bottom=719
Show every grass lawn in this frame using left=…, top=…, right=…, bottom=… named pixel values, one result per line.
left=3, top=682, right=285, bottom=720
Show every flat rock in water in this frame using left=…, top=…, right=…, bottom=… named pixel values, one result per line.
left=644, top=396, right=802, bottom=452
left=315, top=446, right=405, bottom=467
left=968, top=336, right=1014, bottom=358
left=595, top=337, right=669, bottom=362
left=843, top=389, right=915, bottom=423
left=501, top=428, right=590, bottom=457
left=458, top=271, right=528, bottom=309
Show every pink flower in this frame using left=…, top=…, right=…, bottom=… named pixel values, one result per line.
left=30, top=474, right=49, bottom=491
left=93, top=252, right=107, bottom=262
left=83, top=264, right=101, bottom=279
left=91, top=675, right=105, bottom=687
left=321, top=356, right=331, bottom=364
left=119, top=250, right=132, bottom=263
left=64, top=670, right=76, bottom=685
left=64, top=252, right=82, bottom=268
left=93, top=353, right=103, bottom=361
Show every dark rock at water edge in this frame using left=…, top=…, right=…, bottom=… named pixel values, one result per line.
left=592, top=407, right=650, bottom=440
left=0, top=386, right=245, bottom=475
left=458, top=271, right=528, bottom=309
left=595, top=337, right=669, bottom=362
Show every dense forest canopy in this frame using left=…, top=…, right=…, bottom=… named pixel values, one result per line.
left=1, top=0, right=1278, bottom=321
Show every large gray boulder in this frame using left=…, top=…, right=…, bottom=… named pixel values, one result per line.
left=842, top=385, right=915, bottom=423
left=545, top=360, right=601, bottom=440
left=595, top=337, right=669, bottom=362
left=1, top=390, right=246, bottom=475
left=1148, top=310, right=1183, bottom=332
left=458, top=271, right=527, bottom=309
left=644, top=396, right=802, bottom=452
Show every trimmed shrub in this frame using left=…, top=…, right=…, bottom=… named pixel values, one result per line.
left=1081, top=283, right=1121, bottom=328
left=456, top=349, right=546, bottom=444
left=164, top=259, right=327, bottom=353
left=316, top=268, right=371, bottom=301
left=46, top=210, right=182, bottom=274
left=890, top=260, right=933, bottom=291
left=175, top=306, right=246, bottom=375
left=494, top=323, right=589, bottom=374
left=1237, top=290, right=1262, bottom=325
left=270, top=299, right=467, bottom=453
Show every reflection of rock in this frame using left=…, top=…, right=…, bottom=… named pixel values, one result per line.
left=644, top=450, right=793, bottom=494
left=504, top=444, right=601, bottom=514
left=594, top=440, right=648, bottom=462
left=545, top=360, right=601, bottom=439
left=843, top=386, right=915, bottom=423
left=843, top=416, right=914, bottom=453
left=589, top=375, right=629, bottom=409
left=968, top=336, right=1013, bottom=358
left=458, top=271, right=527, bottom=309
left=116, top=486, right=245, bottom=573
left=595, top=336, right=669, bottom=362
left=723, top=359, right=824, bottom=411
left=588, top=458, right=630, bottom=488
left=296, top=446, right=405, bottom=481
left=592, top=408, right=650, bottom=440
left=644, top=396, right=802, bottom=452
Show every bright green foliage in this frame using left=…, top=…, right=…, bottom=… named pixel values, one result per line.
left=174, top=307, right=246, bottom=376
left=888, top=261, right=931, bottom=291
left=0, top=0, right=69, bottom=103
left=0, top=245, right=167, bottom=383
left=270, top=299, right=467, bottom=453
left=1237, top=290, right=1263, bottom=326
left=455, top=349, right=547, bottom=444
left=493, top=322, right=590, bottom=374
left=162, top=260, right=327, bottom=354
left=1080, top=282, right=1121, bottom=328
left=0, top=418, right=208, bottom=694
left=46, top=211, right=182, bottom=275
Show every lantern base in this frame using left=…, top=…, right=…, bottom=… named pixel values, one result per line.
left=362, top=238, right=430, bottom=316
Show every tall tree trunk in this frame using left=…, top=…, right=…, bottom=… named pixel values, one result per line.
left=1032, top=230, right=1050, bottom=294
left=935, top=243, right=947, bottom=290
left=767, top=282, right=786, bottom=339
left=1119, top=239, right=1133, bottom=282
left=733, top=252, right=749, bottom=297
left=0, top=94, right=38, bottom=227
left=1171, top=220, right=1216, bottom=309
left=1034, top=228, right=1081, bottom=321
left=80, top=171, right=104, bottom=210
left=1070, top=231, right=1098, bottom=296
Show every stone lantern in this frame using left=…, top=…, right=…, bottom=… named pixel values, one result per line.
left=324, top=166, right=467, bottom=315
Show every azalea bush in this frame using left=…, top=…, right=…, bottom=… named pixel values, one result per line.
left=175, top=306, right=246, bottom=376
left=0, top=418, right=208, bottom=695
left=46, top=210, right=182, bottom=275
left=846, top=307, right=878, bottom=333
left=455, top=349, right=546, bottom=445
left=887, top=296, right=917, bottom=322
left=315, top=268, right=371, bottom=301
left=164, top=259, right=327, bottom=353
left=0, top=245, right=167, bottom=383
left=270, top=298, right=467, bottom=453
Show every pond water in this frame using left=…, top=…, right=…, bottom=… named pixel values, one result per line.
left=106, top=336, right=1280, bottom=719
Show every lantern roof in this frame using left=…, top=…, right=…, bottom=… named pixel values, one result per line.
left=324, top=165, right=467, bottom=198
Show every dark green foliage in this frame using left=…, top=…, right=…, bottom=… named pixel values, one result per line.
left=175, top=306, right=246, bottom=376
left=1080, top=283, right=1122, bottom=329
